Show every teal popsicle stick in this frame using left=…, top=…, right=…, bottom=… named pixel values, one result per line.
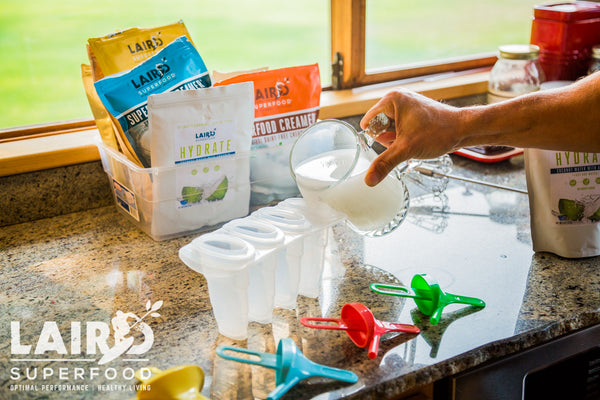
left=306, top=361, right=358, bottom=383
left=218, top=338, right=358, bottom=400
left=267, top=377, right=302, bottom=400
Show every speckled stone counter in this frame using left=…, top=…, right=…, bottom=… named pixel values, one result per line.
left=0, top=161, right=113, bottom=227
left=1, top=154, right=599, bottom=400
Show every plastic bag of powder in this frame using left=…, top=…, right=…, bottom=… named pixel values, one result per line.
left=81, top=64, right=120, bottom=152
left=147, top=82, right=254, bottom=236
left=525, top=148, right=600, bottom=257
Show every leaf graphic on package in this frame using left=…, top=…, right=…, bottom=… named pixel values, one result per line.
left=558, top=198, right=584, bottom=221
left=181, top=186, right=203, bottom=204
left=206, top=176, right=228, bottom=202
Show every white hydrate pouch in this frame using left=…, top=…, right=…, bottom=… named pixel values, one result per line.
left=525, top=148, right=600, bottom=258
left=148, top=82, right=254, bottom=237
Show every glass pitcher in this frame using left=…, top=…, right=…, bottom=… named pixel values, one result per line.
left=289, top=119, right=410, bottom=237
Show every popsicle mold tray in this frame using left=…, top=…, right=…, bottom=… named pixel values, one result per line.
left=179, top=200, right=345, bottom=340
left=96, top=141, right=293, bottom=241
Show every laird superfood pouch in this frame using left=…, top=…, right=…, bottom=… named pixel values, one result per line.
left=94, top=36, right=211, bottom=167
left=525, top=149, right=600, bottom=258
left=88, top=20, right=193, bottom=77
left=215, top=64, right=321, bottom=205
left=81, top=64, right=120, bottom=151
left=147, top=82, right=254, bottom=238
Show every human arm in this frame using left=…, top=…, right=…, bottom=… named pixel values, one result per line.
left=360, top=72, right=600, bottom=186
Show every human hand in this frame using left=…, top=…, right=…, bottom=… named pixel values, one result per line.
left=360, top=88, right=463, bottom=186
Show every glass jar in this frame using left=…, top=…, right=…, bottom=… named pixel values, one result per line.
left=487, top=44, right=545, bottom=104
left=588, top=45, right=600, bottom=75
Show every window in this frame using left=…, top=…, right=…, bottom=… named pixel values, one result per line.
left=331, top=0, right=542, bottom=88
left=0, top=0, right=329, bottom=130
left=366, top=0, right=541, bottom=71
left=1, top=0, right=543, bottom=131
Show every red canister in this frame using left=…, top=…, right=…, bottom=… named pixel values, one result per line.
left=530, top=1, right=600, bottom=81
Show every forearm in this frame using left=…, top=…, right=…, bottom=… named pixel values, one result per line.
left=457, top=73, right=600, bottom=152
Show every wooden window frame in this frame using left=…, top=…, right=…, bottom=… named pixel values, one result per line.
left=330, top=0, right=497, bottom=89
left=0, top=119, right=94, bottom=143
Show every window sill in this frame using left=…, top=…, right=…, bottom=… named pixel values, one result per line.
left=0, top=69, right=489, bottom=177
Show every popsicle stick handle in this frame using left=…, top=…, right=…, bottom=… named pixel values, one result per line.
left=370, top=283, right=425, bottom=299
left=216, top=346, right=278, bottom=369
left=310, top=363, right=359, bottom=383
left=380, top=320, right=420, bottom=334
left=446, top=293, right=486, bottom=308
left=299, top=317, right=348, bottom=330
left=367, top=334, right=380, bottom=359
left=430, top=307, right=444, bottom=325
left=267, top=376, right=302, bottom=400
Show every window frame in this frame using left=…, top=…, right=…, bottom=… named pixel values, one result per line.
left=330, top=0, right=497, bottom=89
left=0, top=119, right=94, bottom=143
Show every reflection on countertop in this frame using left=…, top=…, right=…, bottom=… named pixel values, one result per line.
left=1, top=154, right=599, bottom=400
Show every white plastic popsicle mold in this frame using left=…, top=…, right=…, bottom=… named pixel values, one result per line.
left=178, top=232, right=255, bottom=340
left=251, top=206, right=312, bottom=310
left=222, top=217, right=285, bottom=324
left=277, top=198, right=344, bottom=298
left=179, top=198, right=346, bottom=340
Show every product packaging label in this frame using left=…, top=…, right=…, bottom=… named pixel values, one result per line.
left=548, top=151, right=600, bottom=224
left=215, top=64, right=321, bottom=148
left=172, top=118, right=238, bottom=210
left=177, top=161, right=232, bottom=208
left=147, top=82, right=254, bottom=236
left=112, top=179, right=140, bottom=222
left=174, top=119, right=237, bottom=164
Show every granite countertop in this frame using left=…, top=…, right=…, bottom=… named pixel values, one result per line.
left=1, top=154, right=599, bottom=400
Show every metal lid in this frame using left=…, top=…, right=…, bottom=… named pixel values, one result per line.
left=534, top=2, right=600, bottom=22
left=498, top=44, right=540, bottom=60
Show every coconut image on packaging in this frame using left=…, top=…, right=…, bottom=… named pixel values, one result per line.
left=181, top=174, right=229, bottom=204
left=557, top=196, right=600, bottom=222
